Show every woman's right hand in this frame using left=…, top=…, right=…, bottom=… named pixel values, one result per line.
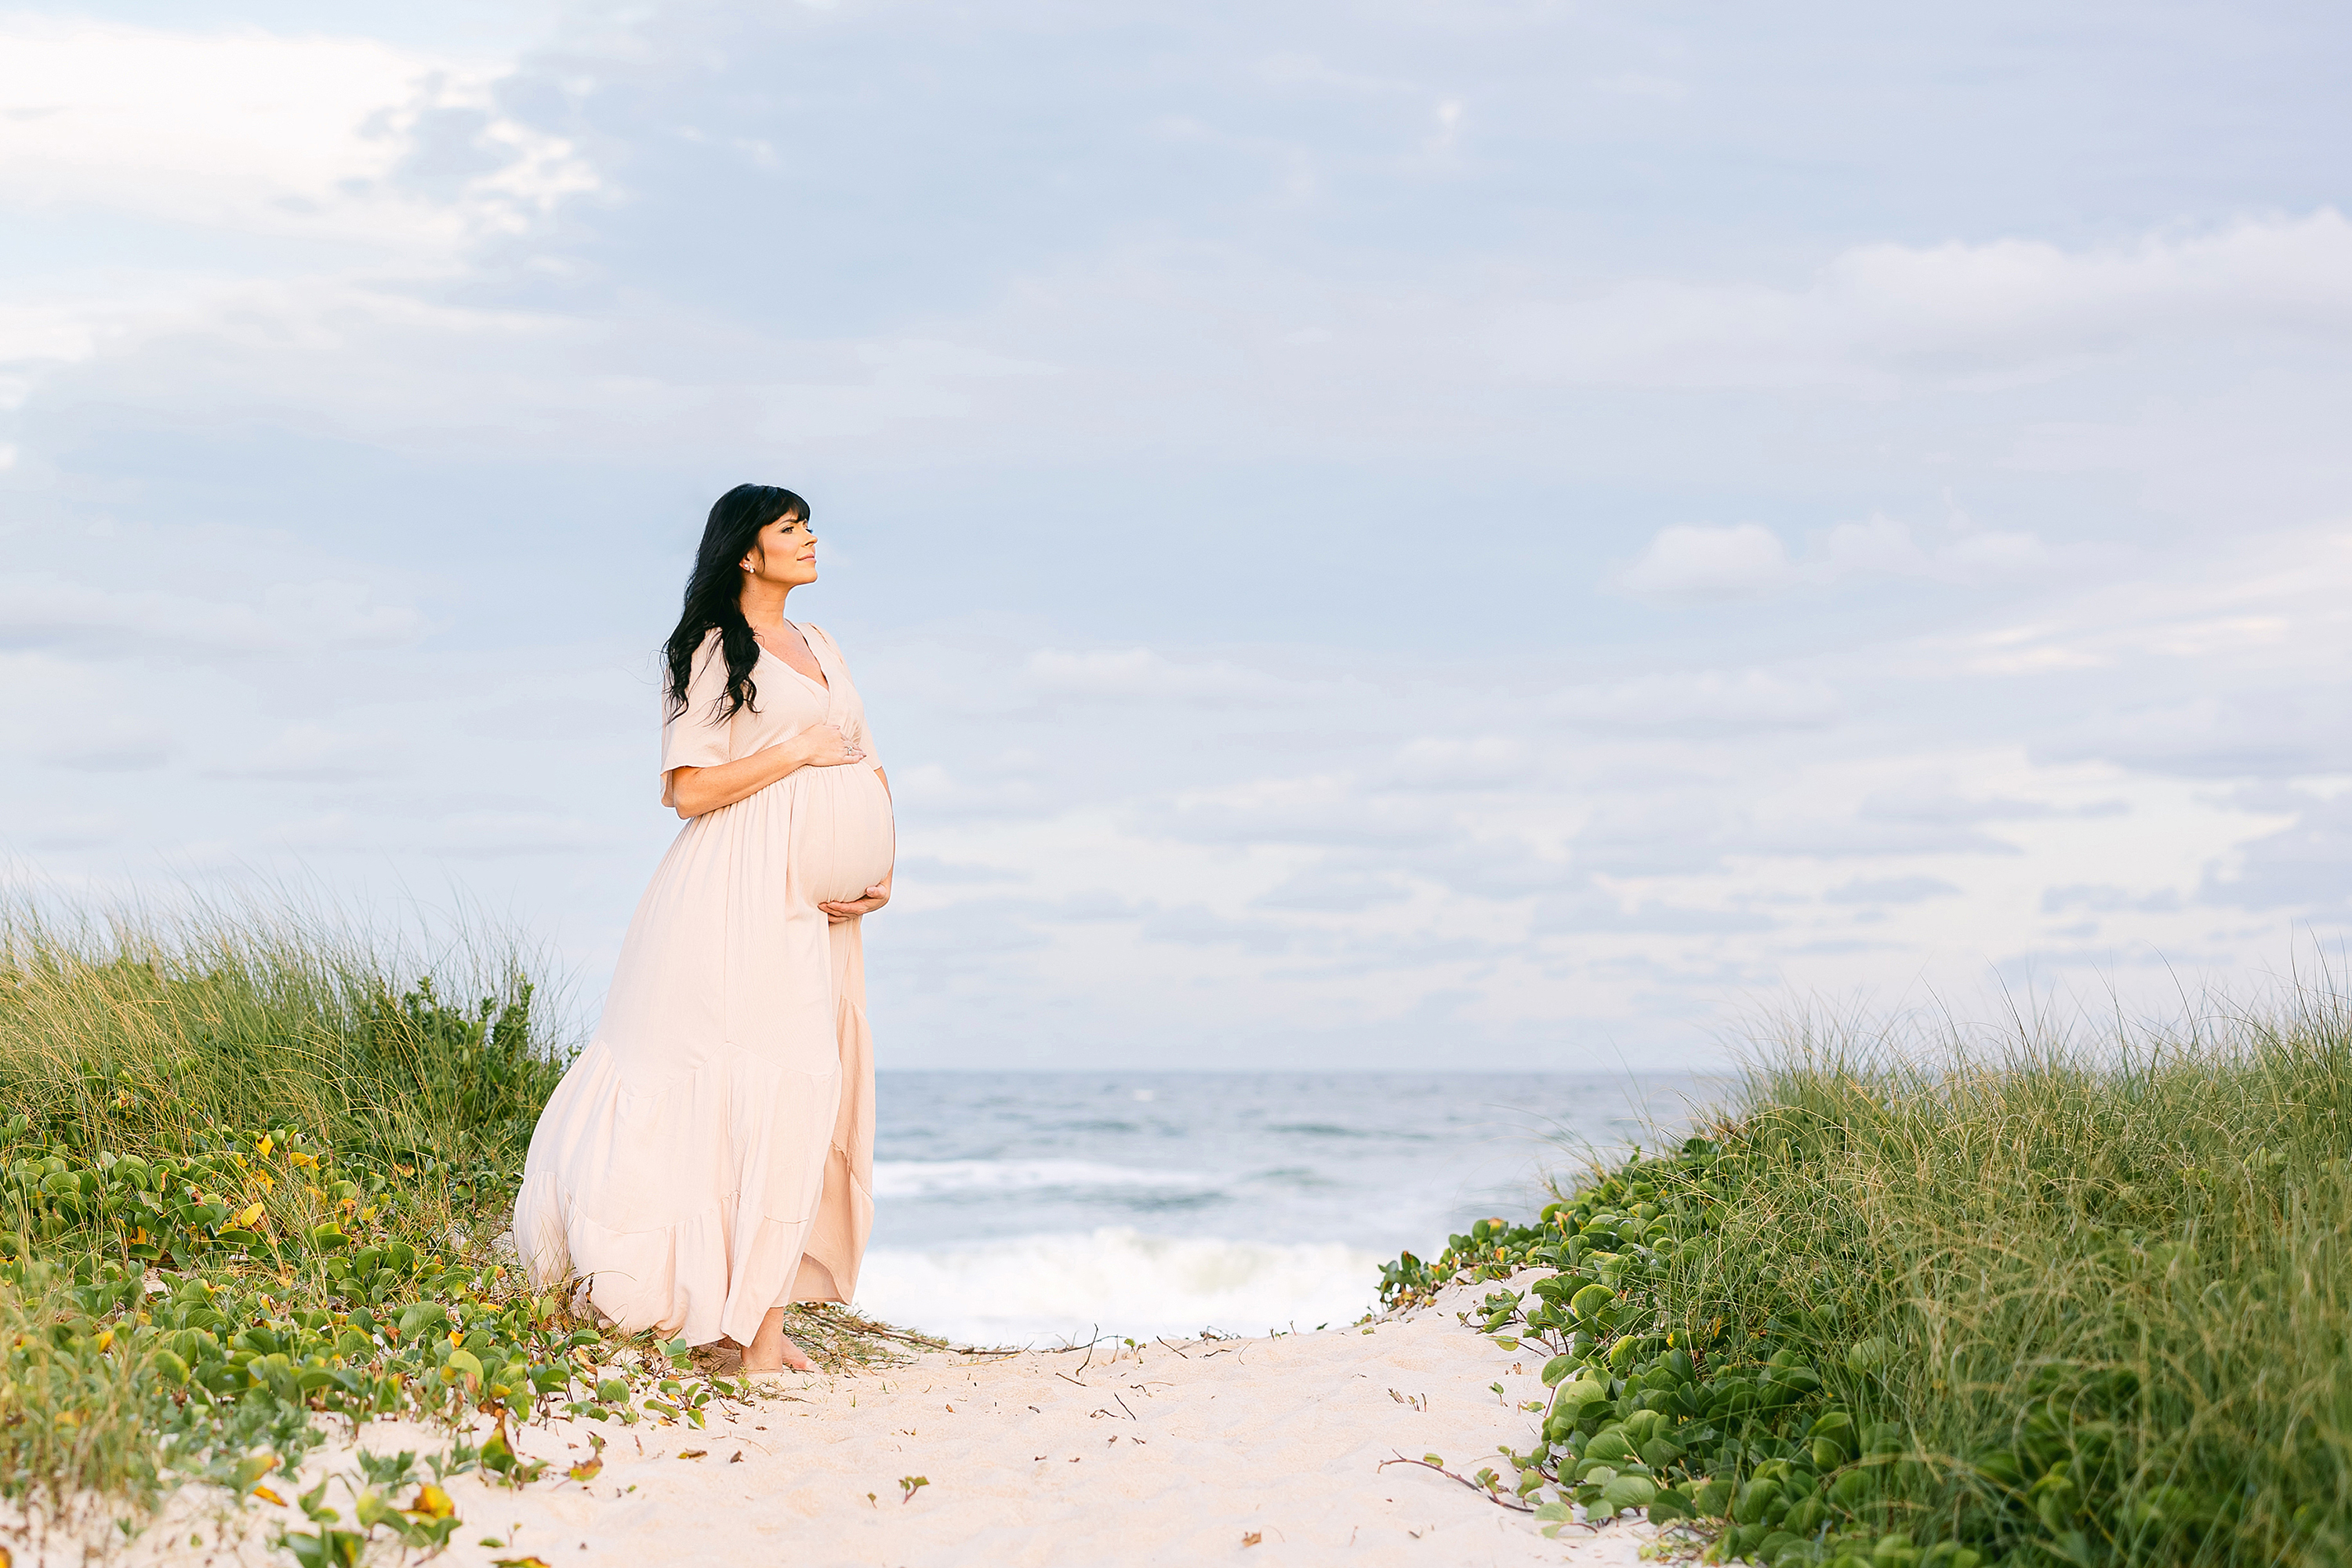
left=668, top=724, right=866, bottom=818
left=782, top=723, right=866, bottom=771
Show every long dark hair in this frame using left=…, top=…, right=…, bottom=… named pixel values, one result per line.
left=663, top=483, right=811, bottom=722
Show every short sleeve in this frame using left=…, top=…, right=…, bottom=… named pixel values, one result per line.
left=659, top=630, right=735, bottom=801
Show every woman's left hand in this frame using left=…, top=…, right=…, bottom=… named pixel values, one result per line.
left=820, top=874, right=891, bottom=924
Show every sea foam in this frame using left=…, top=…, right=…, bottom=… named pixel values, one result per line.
left=853, top=1226, right=1387, bottom=1346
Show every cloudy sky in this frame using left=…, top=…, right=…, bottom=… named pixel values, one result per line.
left=4, top=0, right=2350, bottom=1069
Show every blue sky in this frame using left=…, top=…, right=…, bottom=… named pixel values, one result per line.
left=4, top=1, right=2350, bottom=1067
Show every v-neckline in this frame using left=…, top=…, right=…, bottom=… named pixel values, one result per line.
left=761, top=620, right=829, bottom=694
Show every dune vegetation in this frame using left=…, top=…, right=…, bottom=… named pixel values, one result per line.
left=1381, top=989, right=2352, bottom=1567
left=0, top=899, right=919, bottom=1564
left=12, top=892, right=2348, bottom=1567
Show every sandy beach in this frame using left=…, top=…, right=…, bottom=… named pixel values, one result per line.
left=85, top=1272, right=1655, bottom=1568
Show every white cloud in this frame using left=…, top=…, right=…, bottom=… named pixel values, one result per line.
left=1382, top=734, right=1533, bottom=788
left=1944, top=524, right=2352, bottom=681
left=0, top=271, right=581, bottom=404
left=1501, top=209, right=2352, bottom=390
left=1617, top=516, right=2056, bottom=600
left=0, top=575, right=428, bottom=655
left=205, top=723, right=400, bottom=782
left=1823, top=876, right=1961, bottom=906
left=1023, top=648, right=1329, bottom=706
left=0, top=18, right=600, bottom=454
left=1592, top=72, right=1689, bottom=103
left=0, top=20, right=595, bottom=248
left=1616, top=524, right=1792, bottom=597
left=34, top=733, right=174, bottom=774
left=1552, top=669, right=1844, bottom=731
left=1824, top=214, right=2352, bottom=361
left=1166, top=775, right=1444, bottom=849
left=6, top=5, right=2349, bottom=1071
left=1818, top=515, right=2050, bottom=583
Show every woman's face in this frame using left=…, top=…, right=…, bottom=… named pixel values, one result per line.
left=742, top=513, right=818, bottom=589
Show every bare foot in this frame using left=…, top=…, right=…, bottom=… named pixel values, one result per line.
left=739, top=1306, right=815, bottom=1374
left=741, top=1341, right=813, bottom=1374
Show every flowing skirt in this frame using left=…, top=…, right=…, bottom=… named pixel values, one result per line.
left=512, top=760, right=894, bottom=1347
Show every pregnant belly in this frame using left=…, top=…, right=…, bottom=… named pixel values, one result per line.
left=793, top=764, right=896, bottom=907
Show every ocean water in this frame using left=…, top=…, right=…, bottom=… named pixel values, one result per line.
left=854, top=1072, right=1718, bottom=1347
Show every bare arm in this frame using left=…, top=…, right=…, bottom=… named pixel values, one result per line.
left=666, top=724, right=866, bottom=819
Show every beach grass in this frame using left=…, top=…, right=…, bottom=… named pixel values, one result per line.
left=0, top=896, right=909, bottom=1562
left=19, top=887, right=2350, bottom=1566
left=0, top=894, right=561, bottom=1168
left=1385, top=982, right=2352, bottom=1566
left=0, top=895, right=575, bottom=1555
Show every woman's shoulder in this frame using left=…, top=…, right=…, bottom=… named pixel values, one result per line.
left=672, top=625, right=728, bottom=692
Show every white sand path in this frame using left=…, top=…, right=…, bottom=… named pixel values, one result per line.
left=90, top=1275, right=1658, bottom=1568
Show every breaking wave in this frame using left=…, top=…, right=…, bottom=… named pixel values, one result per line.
left=853, top=1226, right=1386, bottom=1346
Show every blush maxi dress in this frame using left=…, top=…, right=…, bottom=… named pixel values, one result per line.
left=514, top=623, right=894, bottom=1348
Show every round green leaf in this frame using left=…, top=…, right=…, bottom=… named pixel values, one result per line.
left=1599, top=1473, right=1658, bottom=1514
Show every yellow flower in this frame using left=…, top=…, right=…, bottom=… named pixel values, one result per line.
left=405, top=1483, right=455, bottom=1520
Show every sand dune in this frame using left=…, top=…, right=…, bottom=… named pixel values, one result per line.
left=100, top=1273, right=1651, bottom=1568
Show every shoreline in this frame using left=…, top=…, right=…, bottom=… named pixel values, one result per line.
left=64, top=1272, right=1653, bottom=1568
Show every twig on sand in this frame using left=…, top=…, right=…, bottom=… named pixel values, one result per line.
left=1376, top=1452, right=1537, bottom=1514
left=1154, top=1337, right=1191, bottom=1359
left=800, top=1305, right=1016, bottom=1360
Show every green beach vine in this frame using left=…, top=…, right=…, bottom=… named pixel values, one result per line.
left=1379, top=998, right=2352, bottom=1567
left=0, top=902, right=922, bottom=1563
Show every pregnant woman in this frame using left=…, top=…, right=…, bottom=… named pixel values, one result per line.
left=514, top=483, right=895, bottom=1376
